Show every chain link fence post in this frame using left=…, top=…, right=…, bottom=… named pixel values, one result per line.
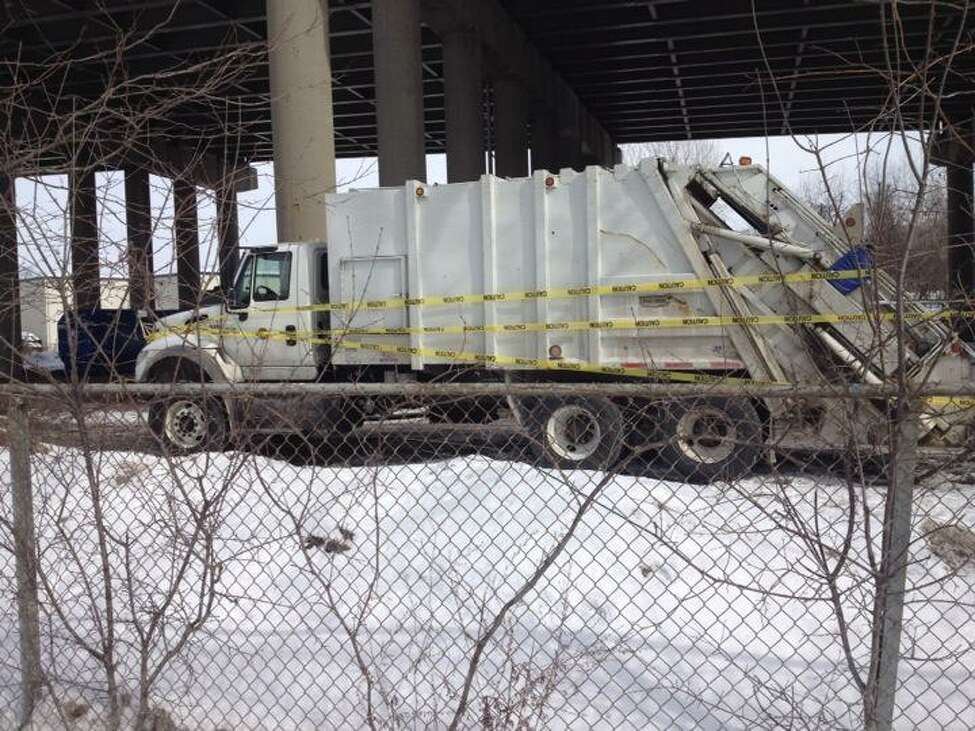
left=864, top=397, right=919, bottom=731
left=8, top=397, right=43, bottom=727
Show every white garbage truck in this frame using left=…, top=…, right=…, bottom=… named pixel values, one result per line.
left=136, top=158, right=973, bottom=477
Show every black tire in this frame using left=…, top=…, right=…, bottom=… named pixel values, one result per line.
left=148, top=395, right=228, bottom=455
left=656, top=397, right=761, bottom=483
left=522, top=396, right=623, bottom=470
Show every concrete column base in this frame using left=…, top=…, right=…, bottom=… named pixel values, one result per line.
left=443, top=30, right=484, bottom=183
left=947, top=159, right=975, bottom=340
left=217, top=184, right=240, bottom=294
left=173, top=179, right=201, bottom=310
left=70, top=169, right=101, bottom=311
left=373, top=0, right=426, bottom=185
left=125, top=168, right=154, bottom=310
left=530, top=108, right=558, bottom=173
left=268, top=0, right=335, bottom=243
left=0, top=175, right=22, bottom=380
left=493, top=77, right=528, bottom=178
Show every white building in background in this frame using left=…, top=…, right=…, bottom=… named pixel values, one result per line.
left=19, top=273, right=219, bottom=350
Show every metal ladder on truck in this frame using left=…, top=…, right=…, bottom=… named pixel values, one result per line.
left=684, top=163, right=951, bottom=388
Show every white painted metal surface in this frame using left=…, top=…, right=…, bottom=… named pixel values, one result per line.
left=320, top=158, right=963, bottom=394
left=325, top=162, right=743, bottom=372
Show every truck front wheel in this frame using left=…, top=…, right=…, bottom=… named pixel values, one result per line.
left=149, top=396, right=228, bottom=455
left=523, top=396, right=623, bottom=470
left=656, top=397, right=761, bottom=482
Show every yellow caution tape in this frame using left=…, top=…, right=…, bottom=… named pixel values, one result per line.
left=926, top=396, right=975, bottom=410
left=147, top=323, right=975, bottom=404
left=156, top=324, right=761, bottom=385
left=152, top=308, right=974, bottom=342
left=328, top=308, right=971, bottom=335
left=254, top=269, right=868, bottom=314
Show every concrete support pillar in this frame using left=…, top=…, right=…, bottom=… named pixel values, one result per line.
left=947, top=158, right=975, bottom=339
left=555, top=94, right=584, bottom=171
left=372, top=0, right=426, bottom=185
left=442, top=30, right=484, bottom=182
left=173, top=179, right=200, bottom=310
left=530, top=107, right=558, bottom=173
left=493, top=77, right=528, bottom=178
left=947, top=159, right=974, bottom=292
left=267, top=0, right=335, bottom=242
left=0, top=174, right=21, bottom=379
left=558, top=136, right=583, bottom=172
left=216, top=183, right=240, bottom=294
left=124, top=168, right=154, bottom=310
left=70, top=169, right=100, bottom=310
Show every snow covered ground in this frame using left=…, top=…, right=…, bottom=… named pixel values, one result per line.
left=1, top=444, right=973, bottom=729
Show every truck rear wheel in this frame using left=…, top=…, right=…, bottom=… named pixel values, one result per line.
left=149, top=396, right=228, bottom=455
left=656, top=397, right=761, bottom=482
left=524, top=396, right=623, bottom=470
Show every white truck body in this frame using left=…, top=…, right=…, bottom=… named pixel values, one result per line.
left=327, top=161, right=744, bottom=373
left=136, top=159, right=973, bottom=453
left=325, top=159, right=965, bottom=386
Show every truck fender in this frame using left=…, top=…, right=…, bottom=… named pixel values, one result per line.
left=137, top=341, right=242, bottom=385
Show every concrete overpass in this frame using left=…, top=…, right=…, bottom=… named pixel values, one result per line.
left=1, top=0, right=973, bottom=375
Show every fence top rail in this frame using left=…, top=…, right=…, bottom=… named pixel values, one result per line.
left=0, top=380, right=973, bottom=400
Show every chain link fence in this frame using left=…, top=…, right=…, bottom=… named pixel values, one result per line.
left=1, top=382, right=974, bottom=730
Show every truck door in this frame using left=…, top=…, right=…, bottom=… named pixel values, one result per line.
left=222, top=250, right=317, bottom=381
left=331, top=255, right=408, bottom=365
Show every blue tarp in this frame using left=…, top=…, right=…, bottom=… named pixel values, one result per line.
left=828, top=246, right=873, bottom=295
left=57, top=309, right=157, bottom=378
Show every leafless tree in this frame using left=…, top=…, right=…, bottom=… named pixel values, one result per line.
left=623, top=138, right=721, bottom=168
left=2, top=4, right=975, bottom=731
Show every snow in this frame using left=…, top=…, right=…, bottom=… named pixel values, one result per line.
left=22, top=350, right=65, bottom=374
left=1, top=445, right=973, bottom=730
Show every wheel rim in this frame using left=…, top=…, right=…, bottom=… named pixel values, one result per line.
left=676, top=407, right=737, bottom=464
left=163, top=400, right=208, bottom=450
left=545, top=405, right=602, bottom=461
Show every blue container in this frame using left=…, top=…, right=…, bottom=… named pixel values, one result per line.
left=828, top=246, right=873, bottom=295
left=57, top=309, right=149, bottom=378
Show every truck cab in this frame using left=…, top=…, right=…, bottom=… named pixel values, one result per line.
left=136, top=243, right=329, bottom=385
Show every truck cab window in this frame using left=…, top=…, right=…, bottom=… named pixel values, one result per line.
left=253, top=253, right=292, bottom=302
left=231, top=253, right=292, bottom=307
